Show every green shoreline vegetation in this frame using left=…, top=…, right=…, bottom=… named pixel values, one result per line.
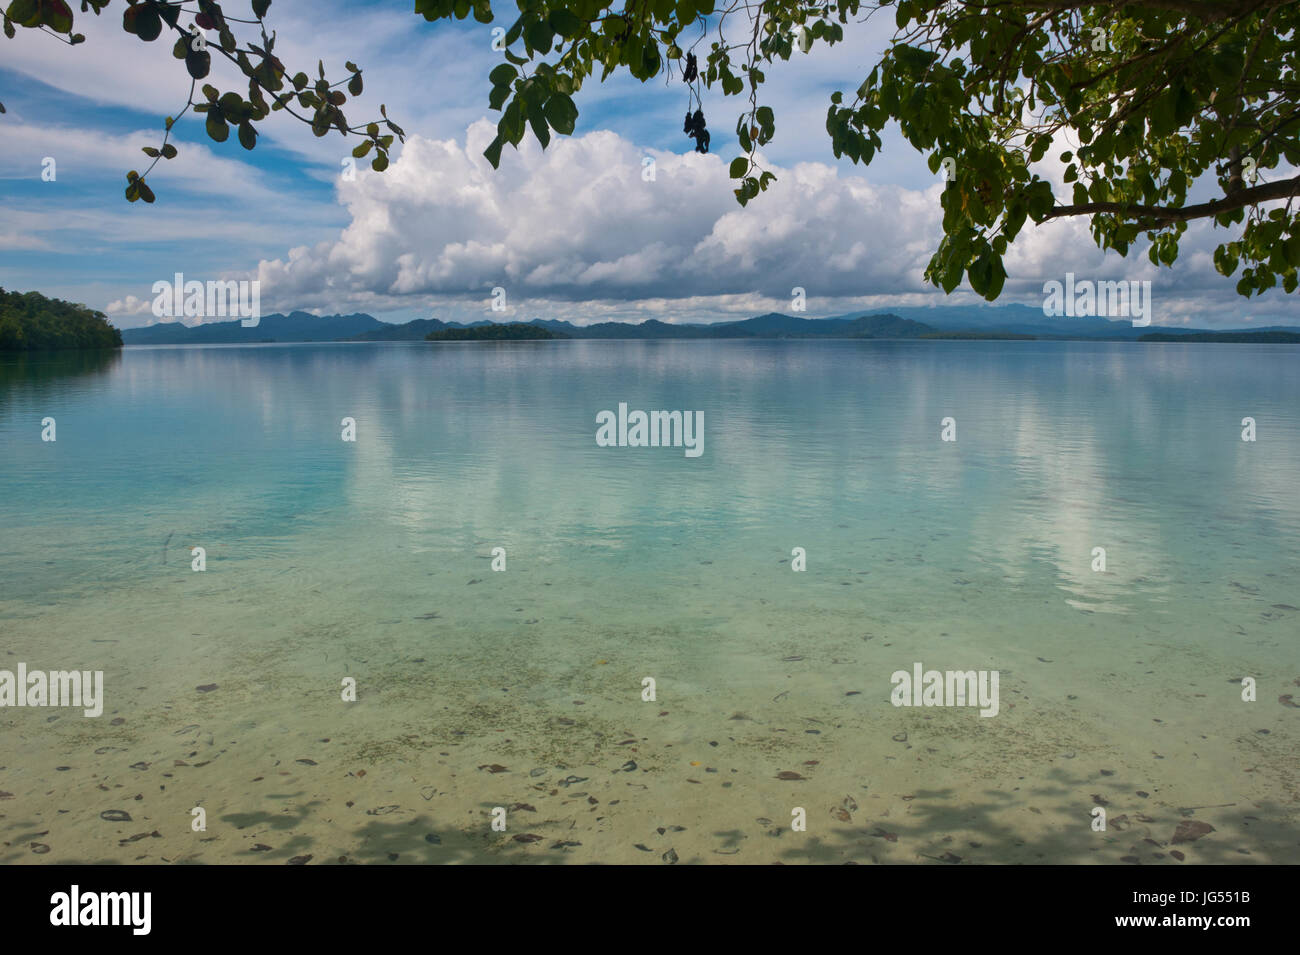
left=919, top=331, right=1037, bottom=340
left=424, top=323, right=566, bottom=341
left=0, top=289, right=122, bottom=351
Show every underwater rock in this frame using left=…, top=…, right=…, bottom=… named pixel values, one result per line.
left=119, top=831, right=161, bottom=846
left=195, top=684, right=218, bottom=693
left=775, top=771, right=805, bottom=781
left=662, top=848, right=679, bottom=864
left=100, top=809, right=132, bottom=822
left=1172, top=820, right=1215, bottom=844
left=287, top=855, right=312, bottom=865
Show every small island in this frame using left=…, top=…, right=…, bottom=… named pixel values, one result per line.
left=919, top=330, right=1037, bottom=340
left=425, top=322, right=567, bottom=341
left=0, top=288, right=123, bottom=350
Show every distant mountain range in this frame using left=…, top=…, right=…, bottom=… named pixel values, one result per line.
left=123, top=311, right=386, bottom=344
left=119, top=306, right=1300, bottom=345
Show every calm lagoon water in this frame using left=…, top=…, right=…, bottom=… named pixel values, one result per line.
left=0, top=339, right=1297, bottom=863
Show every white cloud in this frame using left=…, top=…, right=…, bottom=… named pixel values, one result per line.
left=255, top=121, right=953, bottom=316
left=251, top=120, right=1296, bottom=327
left=105, top=294, right=152, bottom=315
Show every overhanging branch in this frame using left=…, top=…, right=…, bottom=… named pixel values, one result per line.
left=1043, top=173, right=1300, bottom=222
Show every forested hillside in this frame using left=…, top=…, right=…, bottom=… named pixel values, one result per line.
left=0, top=289, right=123, bottom=351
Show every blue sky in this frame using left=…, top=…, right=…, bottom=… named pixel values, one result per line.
left=1, top=0, right=1296, bottom=329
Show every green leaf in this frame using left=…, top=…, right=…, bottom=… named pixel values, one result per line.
left=219, top=92, right=244, bottom=117
left=352, top=140, right=372, bottom=158
left=161, top=143, right=178, bottom=159
left=206, top=112, right=229, bottom=143
left=499, top=99, right=524, bottom=144
left=238, top=122, right=257, bottom=150
left=186, top=49, right=212, bottom=80
left=548, top=8, right=584, bottom=38
left=6, top=0, right=40, bottom=28
left=252, top=0, right=272, bottom=18
left=489, top=63, right=517, bottom=87
left=371, top=152, right=388, bottom=172
left=543, top=92, right=577, bottom=135
left=134, top=5, right=161, bottom=41
left=728, top=157, right=748, bottom=178
left=483, top=135, right=504, bottom=168
left=528, top=108, right=551, bottom=149
left=41, top=0, right=73, bottom=33
left=525, top=20, right=553, bottom=55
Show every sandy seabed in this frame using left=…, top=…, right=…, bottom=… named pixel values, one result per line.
left=2, top=535, right=1296, bottom=865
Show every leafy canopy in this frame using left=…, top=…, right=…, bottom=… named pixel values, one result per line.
left=5, top=1, right=1296, bottom=300
left=2, top=0, right=405, bottom=202
left=415, top=0, right=1300, bottom=300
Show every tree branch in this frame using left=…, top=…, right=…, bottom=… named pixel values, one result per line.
left=1044, top=173, right=1300, bottom=222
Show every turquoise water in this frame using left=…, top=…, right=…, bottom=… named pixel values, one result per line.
left=1, top=340, right=1297, bottom=864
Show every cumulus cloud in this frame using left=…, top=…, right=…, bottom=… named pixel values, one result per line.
left=250, top=120, right=1294, bottom=326
left=254, top=120, right=950, bottom=317
left=105, top=294, right=152, bottom=316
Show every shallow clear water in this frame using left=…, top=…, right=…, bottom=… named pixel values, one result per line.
left=1, top=340, right=1297, bottom=864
